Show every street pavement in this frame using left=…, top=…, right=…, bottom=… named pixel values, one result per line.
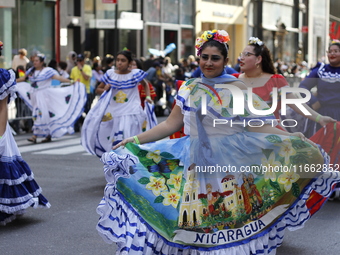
left=2, top=118, right=340, bottom=255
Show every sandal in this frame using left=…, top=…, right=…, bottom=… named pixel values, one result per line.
left=27, top=136, right=37, bottom=144
left=41, top=135, right=52, bottom=143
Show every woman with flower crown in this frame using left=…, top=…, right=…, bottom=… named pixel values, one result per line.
left=298, top=40, right=340, bottom=138
left=0, top=41, right=50, bottom=225
left=96, top=30, right=340, bottom=254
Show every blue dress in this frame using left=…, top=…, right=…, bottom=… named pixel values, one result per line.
left=0, top=69, right=50, bottom=225
left=96, top=73, right=340, bottom=254
left=299, top=63, right=340, bottom=137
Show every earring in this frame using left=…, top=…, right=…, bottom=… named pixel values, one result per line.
left=256, top=63, right=259, bottom=69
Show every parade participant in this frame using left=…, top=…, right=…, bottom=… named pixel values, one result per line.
left=70, top=54, right=93, bottom=114
left=11, top=48, right=29, bottom=71
left=131, top=58, right=158, bottom=131
left=81, top=50, right=152, bottom=157
left=95, top=30, right=339, bottom=254
left=66, top=51, right=77, bottom=74
left=0, top=41, right=50, bottom=224
left=299, top=39, right=340, bottom=137
left=130, top=58, right=157, bottom=108
left=234, top=37, right=337, bottom=208
left=16, top=53, right=87, bottom=143
left=233, top=37, right=335, bottom=131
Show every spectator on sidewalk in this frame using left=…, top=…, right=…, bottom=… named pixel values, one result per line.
left=11, top=48, right=29, bottom=71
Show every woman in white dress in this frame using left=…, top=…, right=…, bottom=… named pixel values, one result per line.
left=81, top=50, right=152, bottom=157
left=0, top=41, right=50, bottom=224
left=94, top=30, right=340, bottom=255
left=16, top=54, right=87, bottom=143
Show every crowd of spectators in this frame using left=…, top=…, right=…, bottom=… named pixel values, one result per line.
left=8, top=47, right=316, bottom=129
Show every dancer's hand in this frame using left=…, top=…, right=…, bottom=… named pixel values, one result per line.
left=112, top=137, right=134, bottom=150
left=145, top=95, right=153, bottom=104
left=145, top=98, right=153, bottom=104
left=104, top=84, right=111, bottom=91
left=290, top=132, right=317, bottom=147
left=318, top=116, right=336, bottom=127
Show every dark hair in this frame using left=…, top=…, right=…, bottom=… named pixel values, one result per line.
left=92, top=62, right=99, bottom=69
left=105, top=56, right=114, bottom=65
left=200, top=40, right=229, bottom=59
left=153, top=61, right=161, bottom=68
left=15, top=65, right=25, bottom=78
left=116, top=50, right=133, bottom=63
left=133, top=58, right=144, bottom=70
left=36, top=53, right=45, bottom=62
left=329, top=42, right=340, bottom=50
left=59, top=61, right=67, bottom=70
left=48, top=59, right=58, bottom=70
left=250, top=44, right=276, bottom=74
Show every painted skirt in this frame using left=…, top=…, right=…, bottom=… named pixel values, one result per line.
left=0, top=123, right=51, bottom=225
left=96, top=132, right=340, bottom=254
left=16, top=81, right=87, bottom=138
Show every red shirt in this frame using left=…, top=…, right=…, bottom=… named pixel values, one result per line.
left=232, top=73, right=289, bottom=119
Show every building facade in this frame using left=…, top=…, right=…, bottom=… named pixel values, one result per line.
left=1, top=0, right=334, bottom=69
left=0, top=0, right=56, bottom=69
left=58, top=0, right=196, bottom=66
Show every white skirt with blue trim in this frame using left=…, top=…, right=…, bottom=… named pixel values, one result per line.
left=0, top=123, right=51, bottom=225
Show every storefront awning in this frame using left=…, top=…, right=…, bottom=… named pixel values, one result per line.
left=0, top=0, right=15, bottom=8
left=89, top=12, right=143, bottom=30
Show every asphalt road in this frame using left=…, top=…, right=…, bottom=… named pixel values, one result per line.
left=2, top=126, right=340, bottom=255
left=0, top=133, right=116, bottom=255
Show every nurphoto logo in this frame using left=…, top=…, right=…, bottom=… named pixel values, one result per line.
left=199, top=85, right=312, bottom=128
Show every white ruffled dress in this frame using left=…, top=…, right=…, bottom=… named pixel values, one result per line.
left=16, top=67, right=87, bottom=138
left=96, top=75, right=340, bottom=254
left=81, top=69, right=148, bottom=157
left=0, top=69, right=50, bottom=225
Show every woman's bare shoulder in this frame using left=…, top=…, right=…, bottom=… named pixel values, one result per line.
left=230, top=80, right=247, bottom=90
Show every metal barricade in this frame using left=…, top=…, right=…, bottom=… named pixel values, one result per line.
left=8, top=94, right=33, bottom=134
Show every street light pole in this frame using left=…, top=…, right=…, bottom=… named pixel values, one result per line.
left=56, top=0, right=61, bottom=63
left=114, top=1, right=118, bottom=57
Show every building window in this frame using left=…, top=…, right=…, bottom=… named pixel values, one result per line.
left=162, top=0, right=179, bottom=24
left=181, top=28, right=194, bottom=58
left=180, top=0, right=193, bottom=25
left=146, top=25, right=161, bottom=57
left=145, top=0, right=160, bottom=22
left=12, top=1, right=54, bottom=64
left=74, top=0, right=81, bottom=16
left=202, top=0, right=243, bottom=6
left=185, top=193, right=190, bottom=202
